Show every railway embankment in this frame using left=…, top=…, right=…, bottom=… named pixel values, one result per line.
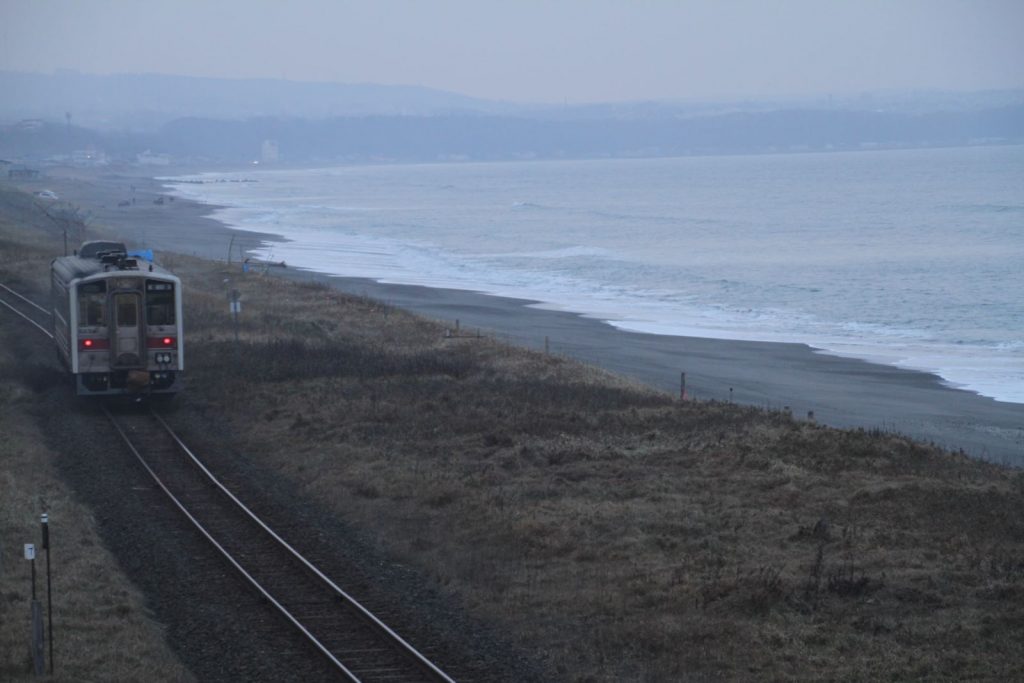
left=2, top=180, right=1024, bottom=680
left=0, top=188, right=195, bottom=681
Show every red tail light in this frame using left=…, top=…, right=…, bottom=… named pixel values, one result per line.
left=80, top=338, right=110, bottom=350
left=147, top=336, right=177, bottom=349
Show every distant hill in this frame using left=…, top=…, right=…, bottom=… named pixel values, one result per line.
left=0, top=70, right=516, bottom=129
left=1, top=70, right=1021, bottom=164
left=160, top=107, right=1024, bottom=162
left=2, top=105, right=1022, bottom=165
left=3, top=70, right=1022, bottom=131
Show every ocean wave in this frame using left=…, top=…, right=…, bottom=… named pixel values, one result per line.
left=493, top=246, right=618, bottom=260
left=952, top=203, right=1024, bottom=213
left=253, top=232, right=1024, bottom=404
left=160, top=151, right=1024, bottom=405
left=295, top=203, right=412, bottom=213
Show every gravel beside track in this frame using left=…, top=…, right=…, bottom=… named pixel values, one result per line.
left=152, top=401, right=544, bottom=681
left=106, top=408, right=454, bottom=682
left=37, top=398, right=343, bottom=681
left=30, top=393, right=542, bottom=682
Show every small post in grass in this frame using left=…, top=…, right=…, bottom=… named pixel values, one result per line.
left=680, top=372, right=687, bottom=401
left=25, top=543, right=44, bottom=676
left=229, top=289, right=241, bottom=344
left=41, top=512, right=54, bottom=675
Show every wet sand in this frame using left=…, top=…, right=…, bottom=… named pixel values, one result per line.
left=25, top=166, right=1024, bottom=465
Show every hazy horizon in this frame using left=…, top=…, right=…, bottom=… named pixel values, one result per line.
left=2, top=0, right=1022, bottom=105
left=4, top=66, right=1023, bottom=109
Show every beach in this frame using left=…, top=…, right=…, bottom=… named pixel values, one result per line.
left=23, top=165, right=1024, bottom=465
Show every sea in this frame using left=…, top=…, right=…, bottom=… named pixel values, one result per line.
left=164, top=145, right=1024, bottom=405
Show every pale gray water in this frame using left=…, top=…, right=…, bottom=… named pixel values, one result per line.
left=166, top=145, right=1024, bottom=404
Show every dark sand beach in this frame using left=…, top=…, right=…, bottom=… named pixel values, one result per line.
left=25, top=166, right=1024, bottom=465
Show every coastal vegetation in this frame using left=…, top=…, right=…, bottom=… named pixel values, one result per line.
left=1, top=182, right=1022, bottom=680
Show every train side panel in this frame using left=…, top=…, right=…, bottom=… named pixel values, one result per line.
left=50, top=267, right=73, bottom=369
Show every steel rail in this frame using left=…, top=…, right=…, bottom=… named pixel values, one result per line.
left=103, top=407, right=364, bottom=682
left=0, top=282, right=51, bottom=315
left=149, top=411, right=457, bottom=683
left=0, top=284, right=54, bottom=339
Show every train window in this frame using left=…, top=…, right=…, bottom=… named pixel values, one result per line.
left=78, top=290, right=107, bottom=327
left=115, top=294, right=138, bottom=327
left=146, top=284, right=176, bottom=326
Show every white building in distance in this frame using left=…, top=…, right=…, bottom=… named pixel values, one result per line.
left=261, top=140, right=280, bottom=163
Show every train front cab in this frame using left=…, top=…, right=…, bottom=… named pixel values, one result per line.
left=72, top=275, right=184, bottom=396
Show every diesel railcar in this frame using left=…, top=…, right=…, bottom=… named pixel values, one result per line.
left=51, top=241, right=184, bottom=396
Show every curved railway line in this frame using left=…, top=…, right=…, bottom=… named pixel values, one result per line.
left=0, top=281, right=53, bottom=339
left=2, top=281, right=459, bottom=682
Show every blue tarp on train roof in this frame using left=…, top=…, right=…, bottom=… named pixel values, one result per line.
left=128, top=249, right=153, bottom=262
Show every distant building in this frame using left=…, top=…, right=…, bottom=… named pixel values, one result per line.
left=15, top=119, right=45, bottom=131
left=137, top=150, right=171, bottom=166
left=261, top=139, right=279, bottom=163
left=71, top=146, right=108, bottom=166
left=8, top=165, right=41, bottom=180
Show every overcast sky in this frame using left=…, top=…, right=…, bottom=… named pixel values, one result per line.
left=1, top=0, right=1021, bottom=104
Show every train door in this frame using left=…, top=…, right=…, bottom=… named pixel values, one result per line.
left=111, top=291, right=144, bottom=368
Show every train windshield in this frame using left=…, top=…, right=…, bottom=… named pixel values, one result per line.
left=78, top=282, right=107, bottom=327
left=145, top=280, right=176, bottom=325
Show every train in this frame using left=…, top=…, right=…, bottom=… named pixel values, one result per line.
left=51, top=241, right=184, bottom=396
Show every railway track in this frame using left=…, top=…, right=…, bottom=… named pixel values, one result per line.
left=0, top=281, right=53, bottom=339
left=105, top=408, right=456, bottom=683
left=3, top=281, right=458, bottom=681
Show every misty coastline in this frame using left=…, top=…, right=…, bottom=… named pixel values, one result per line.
left=19, top=162, right=1018, bottom=465
left=157, top=147, right=1024, bottom=407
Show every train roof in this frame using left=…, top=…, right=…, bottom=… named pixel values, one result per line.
left=52, top=241, right=178, bottom=284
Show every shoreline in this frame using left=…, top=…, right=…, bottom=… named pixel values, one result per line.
left=22, top=166, right=1024, bottom=465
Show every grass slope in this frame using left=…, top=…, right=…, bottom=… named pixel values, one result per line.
left=173, top=254, right=1023, bottom=681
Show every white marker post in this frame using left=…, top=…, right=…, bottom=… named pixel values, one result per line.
left=25, top=543, right=44, bottom=675
left=230, top=290, right=241, bottom=344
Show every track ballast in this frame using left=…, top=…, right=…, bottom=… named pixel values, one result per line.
left=104, top=407, right=457, bottom=683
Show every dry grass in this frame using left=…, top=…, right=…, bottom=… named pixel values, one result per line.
left=0, top=188, right=194, bottom=682
left=0, top=395, right=195, bottom=683
left=165, top=254, right=1024, bottom=681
